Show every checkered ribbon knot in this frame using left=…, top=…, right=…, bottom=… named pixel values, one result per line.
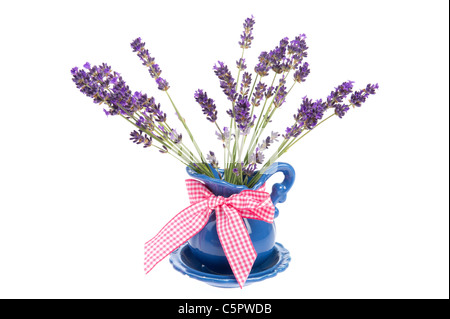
left=144, top=179, right=275, bottom=288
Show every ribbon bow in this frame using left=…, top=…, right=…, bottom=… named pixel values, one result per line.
left=144, top=179, right=275, bottom=288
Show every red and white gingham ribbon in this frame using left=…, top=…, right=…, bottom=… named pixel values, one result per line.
left=144, top=179, right=275, bottom=288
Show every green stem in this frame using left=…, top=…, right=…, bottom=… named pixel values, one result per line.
left=214, top=121, right=234, bottom=178
left=147, top=63, right=213, bottom=177
left=136, top=110, right=200, bottom=164
left=281, top=113, right=336, bottom=155
left=248, top=113, right=337, bottom=188
left=246, top=72, right=291, bottom=163
left=119, top=114, right=195, bottom=169
left=245, top=73, right=277, bottom=163
left=248, top=74, right=259, bottom=106
left=165, top=92, right=203, bottom=159
left=231, top=49, right=246, bottom=180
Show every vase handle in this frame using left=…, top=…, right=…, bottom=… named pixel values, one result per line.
left=265, top=162, right=295, bottom=218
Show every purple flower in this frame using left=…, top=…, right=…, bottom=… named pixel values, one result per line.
left=216, top=126, right=230, bottom=141
left=251, top=81, right=267, bottom=107
left=250, top=131, right=279, bottom=163
left=72, top=63, right=108, bottom=102
left=350, top=90, right=367, bottom=107
left=265, top=86, right=274, bottom=99
left=206, top=151, right=219, bottom=169
left=71, top=62, right=163, bottom=135
left=131, top=37, right=156, bottom=69
left=149, top=64, right=162, bottom=79
left=257, top=35, right=309, bottom=76
left=130, top=130, right=152, bottom=148
left=349, top=84, right=378, bottom=108
left=236, top=58, right=247, bottom=70
left=136, top=116, right=146, bottom=128
left=273, top=84, right=288, bottom=108
left=249, top=147, right=265, bottom=165
left=335, top=104, right=350, bottom=118
left=71, top=67, right=78, bottom=75
left=293, top=62, right=310, bottom=83
left=348, top=84, right=378, bottom=108
left=72, top=63, right=121, bottom=110
left=271, top=61, right=283, bottom=74
left=238, top=16, right=255, bottom=49
left=287, top=34, right=306, bottom=54
left=144, top=97, right=166, bottom=123
left=294, top=97, right=327, bottom=129
left=169, top=129, right=182, bottom=144
left=243, top=163, right=257, bottom=177
left=365, top=83, right=379, bottom=95
left=213, top=61, right=237, bottom=102
left=194, top=89, right=218, bottom=122
left=258, top=51, right=270, bottom=63
left=268, top=40, right=287, bottom=67
left=270, top=131, right=280, bottom=142
left=254, top=62, right=270, bottom=77
left=283, top=124, right=303, bottom=139
left=156, top=77, right=170, bottom=91
left=130, top=38, right=146, bottom=52
left=325, top=81, right=355, bottom=111
left=258, top=132, right=279, bottom=150
left=279, top=37, right=289, bottom=49
left=288, top=34, right=308, bottom=68
left=216, top=127, right=231, bottom=148
left=131, top=37, right=168, bottom=89
left=83, top=62, right=91, bottom=70
left=240, top=72, right=252, bottom=98
left=285, top=80, right=378, bottom=130
left=159, top=145, right=169, bottom=154
left=233, top=98, right=252, bottom=134
left=281, top=58, right=293, bottom=72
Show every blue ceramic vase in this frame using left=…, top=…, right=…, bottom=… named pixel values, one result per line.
left=186, top=162, right=295, bottom=274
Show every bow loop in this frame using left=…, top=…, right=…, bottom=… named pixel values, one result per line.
left=186, top=179, right=214, bottom=204
left=226, top=189, right=274, bottom=223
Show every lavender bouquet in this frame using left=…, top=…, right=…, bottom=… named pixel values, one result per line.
left=71, top=16, right=378, bottom=187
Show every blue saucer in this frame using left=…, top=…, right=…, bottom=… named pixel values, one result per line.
left=169, top=242, right=291, bottom=288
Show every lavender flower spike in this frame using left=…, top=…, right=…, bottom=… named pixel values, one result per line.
left=131, top=37, right=156, bottom=70
left=240, top=72, right=252, bottom=98
left=254, top=62, right=270, bottom=77
left=236, top=58, right=247, bottom=70
left=168, top=128, right=182, bottom=144
left=216, top=127, right=231, bottom=148
left=194, top=89, right=218, bottom=122
left=131, top=37, right=169, bottom=88
left=233, top=98, right=252, bottom=134
left=156, top=77, right=170, bottom=91
left=130, top=130, right=152, bottom=148
left=283, top=124, right=302, bottom=140
left=293, top=97, right=327, bottom=130
left=206, top=151, right=219, bottom=169
left=213, top=61, right=237, bottom=102
left=251, top=82, right=267, bottom=107
left=71, top=62, right=159, bottom=133
left=238, top=16, right=255, bottom=49
left=293, top=62, right=310, bottom=83
left=350, top=83, right=379, bottom=107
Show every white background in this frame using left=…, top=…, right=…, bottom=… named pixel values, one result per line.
left=0, top=0, right=448, bottom=299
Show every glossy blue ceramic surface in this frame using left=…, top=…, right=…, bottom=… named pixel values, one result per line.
left=185, top=162, right=295, bottom=274
left=170, top=242, right=291, bottom=288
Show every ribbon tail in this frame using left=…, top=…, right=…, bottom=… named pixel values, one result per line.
left=144, top=201, right=211, bottom=274
left=216, top=206, right=257, bottom=289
